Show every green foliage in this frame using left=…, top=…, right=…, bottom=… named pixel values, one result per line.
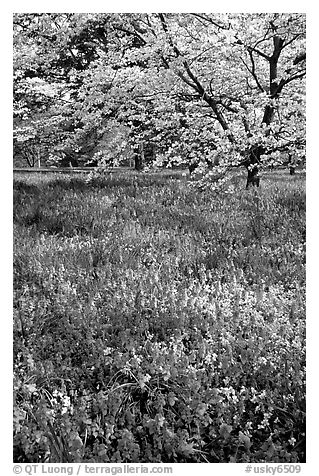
left=13, top=171, right=305, bottom=463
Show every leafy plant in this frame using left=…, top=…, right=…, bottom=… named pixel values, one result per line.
left=13, top=171, right=305, bottom=463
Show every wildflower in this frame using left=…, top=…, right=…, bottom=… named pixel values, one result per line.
left=61, top=396, right=71, bottom=415
left=288, top=437, right=297, bottom=446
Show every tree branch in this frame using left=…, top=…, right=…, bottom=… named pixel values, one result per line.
left=274, top=70, right=306, bottom=96
left=241, top=53, right=265, bottom=92
left=283, top=33, right=302, bottom=49
left=191, top=13, right=229, bottom=30
left=113, top=25, right=147, bottom=46
left=157, top=13, right=233, bottom=138
left=293, top=52, right=306, bottom=65
left=236, top=38, right=270, bottom=61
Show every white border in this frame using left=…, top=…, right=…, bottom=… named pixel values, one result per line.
left=3, top=3, right=318, bottom=474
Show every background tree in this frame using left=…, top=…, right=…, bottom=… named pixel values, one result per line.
left=13, top=13, right=305, bottom=185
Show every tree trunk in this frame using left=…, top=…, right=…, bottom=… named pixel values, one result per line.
left=246, top=165, right=260, bottom=188
left=61, top=151, right=79, bottom=167
left=245, top=146, right=262, bottom=188
left=134, top=154, right=143, bottom=170
left=134, top=143, right=145, bottom=171
left=188, top=162, right=198, bottom=174
left=289, top=166, right=296, bottom=175
left=26, top=153, right=35, bottom=168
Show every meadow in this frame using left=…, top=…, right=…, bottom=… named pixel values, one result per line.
left=13, top=170, right=306, bottom=463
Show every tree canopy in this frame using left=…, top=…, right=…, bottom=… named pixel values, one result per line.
left=13, top=13, right=306, bottom=184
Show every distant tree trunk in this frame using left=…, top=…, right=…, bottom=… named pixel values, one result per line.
left=143, top=142, right=155, bottom=165
left=246, top=165, right=260, bottom=188
left=290, top=166, right=296, bottom=175
left=61, top=150, right=79, bottom=167
left=188, top=161, right=198, bottom=174
left=21, top=145, right=36, bottom=167
left=134, top=154, right=144, bottom=170
left=134, top=143, right=145, bottom=171
left=25, top=153, right=35, bottom=168
left=245, top=146, right=261, bottom=188
left=288, top=152, right=296, bottom=175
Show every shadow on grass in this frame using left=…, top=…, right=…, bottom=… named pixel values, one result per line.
left=13, top=171, right=188, bottom=197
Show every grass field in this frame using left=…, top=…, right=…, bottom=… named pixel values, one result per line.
left=13, top=170, right=306, bottom=463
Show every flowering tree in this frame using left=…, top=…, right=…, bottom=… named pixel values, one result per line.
left=134, top=13, right=306, bottom=186
left=13, top=13, right=305, bottom=185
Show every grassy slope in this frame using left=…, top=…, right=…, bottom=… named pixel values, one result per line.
left=13, top=171, right=306, bottom=463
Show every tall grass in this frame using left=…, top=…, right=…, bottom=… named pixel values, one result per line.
left=13, top=171, right=305, bottom=463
